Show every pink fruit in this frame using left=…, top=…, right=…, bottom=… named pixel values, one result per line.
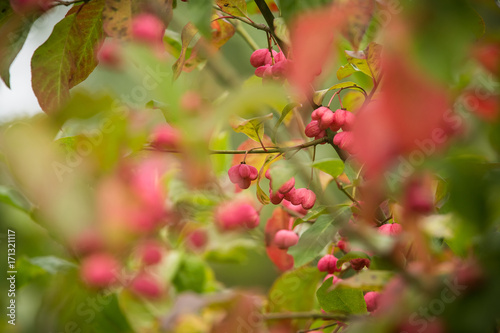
left=333, top=131, right=356, bottom=154
left=228, top=163, right=258, bottom=189
left=323, top=274, right=342, bottom=285
left=97, top=40, right=123, bottom=69
left=300, top=189, right=316, bottom=210
left=274, top=230, right=299, bottom=249
left=311, top=106, right=330, bottom=121
left=80, top=253, right=120, bottom=288
left=289, top=188, right=316, bottom=210
left=270, top=189, right=285, bottom=205
left=317, top=254, right=341, bottom=274
left=255, top=64, right=271, bottom=78
left=250, top=49, right=271, bottom=68
left=186, top=229, right=208, bottom=249
left=350, top=258, right=370, bottom=271
left=137, top=240, right=163, bottom=266
left=271, top=60, right=289, bottom=79
left=305, top=120, right=321, bottom=138
left=131, top=13, right=165, bottom=45
left=364, top=291, right=380, bottom=312
left=278, top=177, right=295, bottom=194
left=332, top=109, right=356, bottom=131
left=281, top=199, right=308, bottom=216
left=215, top=201, right=260, bottom=230
left=405, top=178, right=434, bottom=214
left=337, top=238, right=350, bottom=252
left=319, top=109, right=335, bottom=130
left=71, top=229, right=104, bottom=256
left=150, top=125, right=181, bottom=150
left=181, top=91, right=203, bottom=112
left=378, top=223, right=402, bottom=236
left=10, top=0, right=50, bottom=14
left=284, top=188, right=301, bottom=206
left=130, top=273, right=163, bottom=299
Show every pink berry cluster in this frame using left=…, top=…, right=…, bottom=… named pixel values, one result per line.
left=78, top=239, right=166, bottom=299
left=305, top=107, right=356, bottom=154
left=214, top=200, right=260, bottom=231
left=265, top=170, right=316, bottom=210
left=228, top=163, right=259, bottom=189
left=250, top=48, right=289, bottom=81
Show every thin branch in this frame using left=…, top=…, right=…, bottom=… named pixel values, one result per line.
left=298, top=322, right=339, bottom=333
left=262, top=312, right=349, bottom=321
left=213, top=5, right=270, bottom=32
left=235, top=21, right=260, bottom=51
left=145, top=137, right=328, bottom=155
left=253, top=0, right=288, bottom=54
left=335, top=178, right=358, bottom=204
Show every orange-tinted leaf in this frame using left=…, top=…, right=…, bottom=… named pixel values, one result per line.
left=102, top=0, right=132, bottom=39
left=172, top=22, right=198, bottom=79
left=216, top=0, right=247, bottom=17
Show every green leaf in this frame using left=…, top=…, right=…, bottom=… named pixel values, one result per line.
left=28, top=256, right=77, bottom=274
left=274, top=17, right=290, bottom=45
left=187, top=0, right=212, bottom=37
left=336, top=251, right=371, bottom=267
left=216, top=0, right=247, bottom=17
left=172, top=254, right=209, bottom=293
left=172, top=22, right=198, bottom=79
left=313, top=82, right=364, bottom=105
left=293, top=205, right=329, bottom=228
left=312, top=158, right=345, bottom=178
left=230, top=113, right=273, bottom=143
left=256, top=181, right=271, bottom=205
left=339, top=270, right=394, bottom=291
left=272, top=102, right=299, bottom=143
left=0, top=9, right=36, bottom=88
left=317, top=281, right=367, bottom=314
left=268, top=267, right=322, bottom=312
left=31, top=0, right=105, bottom=112
left=288, top=210, right=348, bottom=268
left=0, top=185, right=31, bottom=212
left=269, top=160, right=296, bottom=192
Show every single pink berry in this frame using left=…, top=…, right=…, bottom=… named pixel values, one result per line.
left=364, top=291, right=380, bottom=312
left=350, top=258, right=370, bottom=271
left=332, top=109, right=356, bottom=131
left=337, top=238, right=350, bottom=252
left=378, top=223, right=402, bottom=236
left=228, top=163, right=258, bottom=189
left=405, top=178, right=434, bottom=214
left=131, top=14, right=165, bottom=45
left=137, top=240, right=163, bottom=266
left=301, top=189, right=316, bottom=210
left=250, top=49, right=271, bottom=68
left=151, top=125, right=181, bottom=150
left=319, top=110, right=335, bottom=130
left=270, top=189, right=285, bottom=204
left=180, top=91, right=203, bottom=112
left=271, top=60, right=289, bottom=79
left=130, top=273, right=163, bottom=299
left=284, top=188, right=301, bottom=206
left=323, top=274, right=342, bottom=285
left=255, top=64, right=270, bottom=78
left=281, top=199, right=308, bottom=216
left=311, top=106, right=329, bottom=121
left=80, top=253, right=119, bottom=288
left=71, top=229, right=104, bottom=256
left=317, top=254, right=341, bottom=274
left=186, top=229, right=208, bottom=250
left=333, top=131, right=356, bottom=154
left=305, top=120, right=322, bottom=138
left=278, top=177, right=295, bottom=194
left=97, top=40, right=123, bottom=69
left=274, top=230, right=299, bottom=249
left=215, top=201, right=259, bottom=230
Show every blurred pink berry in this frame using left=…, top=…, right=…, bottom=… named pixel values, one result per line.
left=281, top=199, right=308, bottom=216
left=80, top=253, right=119, bottom=288
left=151, top=124, right=181, bottom=150
left=71, top=229, right=104, bottom=256
left=255, top=64, right=270, bottom=78
left=333, top=131, right=356, bottom=154
left=350, top=258, right=370, bottom=271
left=333, top=109, right=356, bottom=131
left=405, top=177, right=434, bottom=214
left=300, top=189, right=316, bottom=210
left=378, top=223, right=402, bottom=236
left=215, top=201, right=259, bottom=231
left=186, top=229, right=208, bottom=250
left=97, top=40, right=123, bottom=69
left=364, top=291, right=380, bottom=312
left=130, top=273, right=163, bottom=299
left=323, top=274, right=342, bottom=285
left=271, top=60, right=289, bottom=79
left=137, top=240, right=163, bottom=266
left=274, top=230, right=299, bottom=249
left=131, top=13, right=165, bottom=45
left=317, top=254, right=341, bottom=274
left=278, top=177, right=295, bottom=194
left=337, top=238, right=350, bottom=252
left=181, top=91, right=203, bottom=112
left=228, top=163, right=258, bottom=189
